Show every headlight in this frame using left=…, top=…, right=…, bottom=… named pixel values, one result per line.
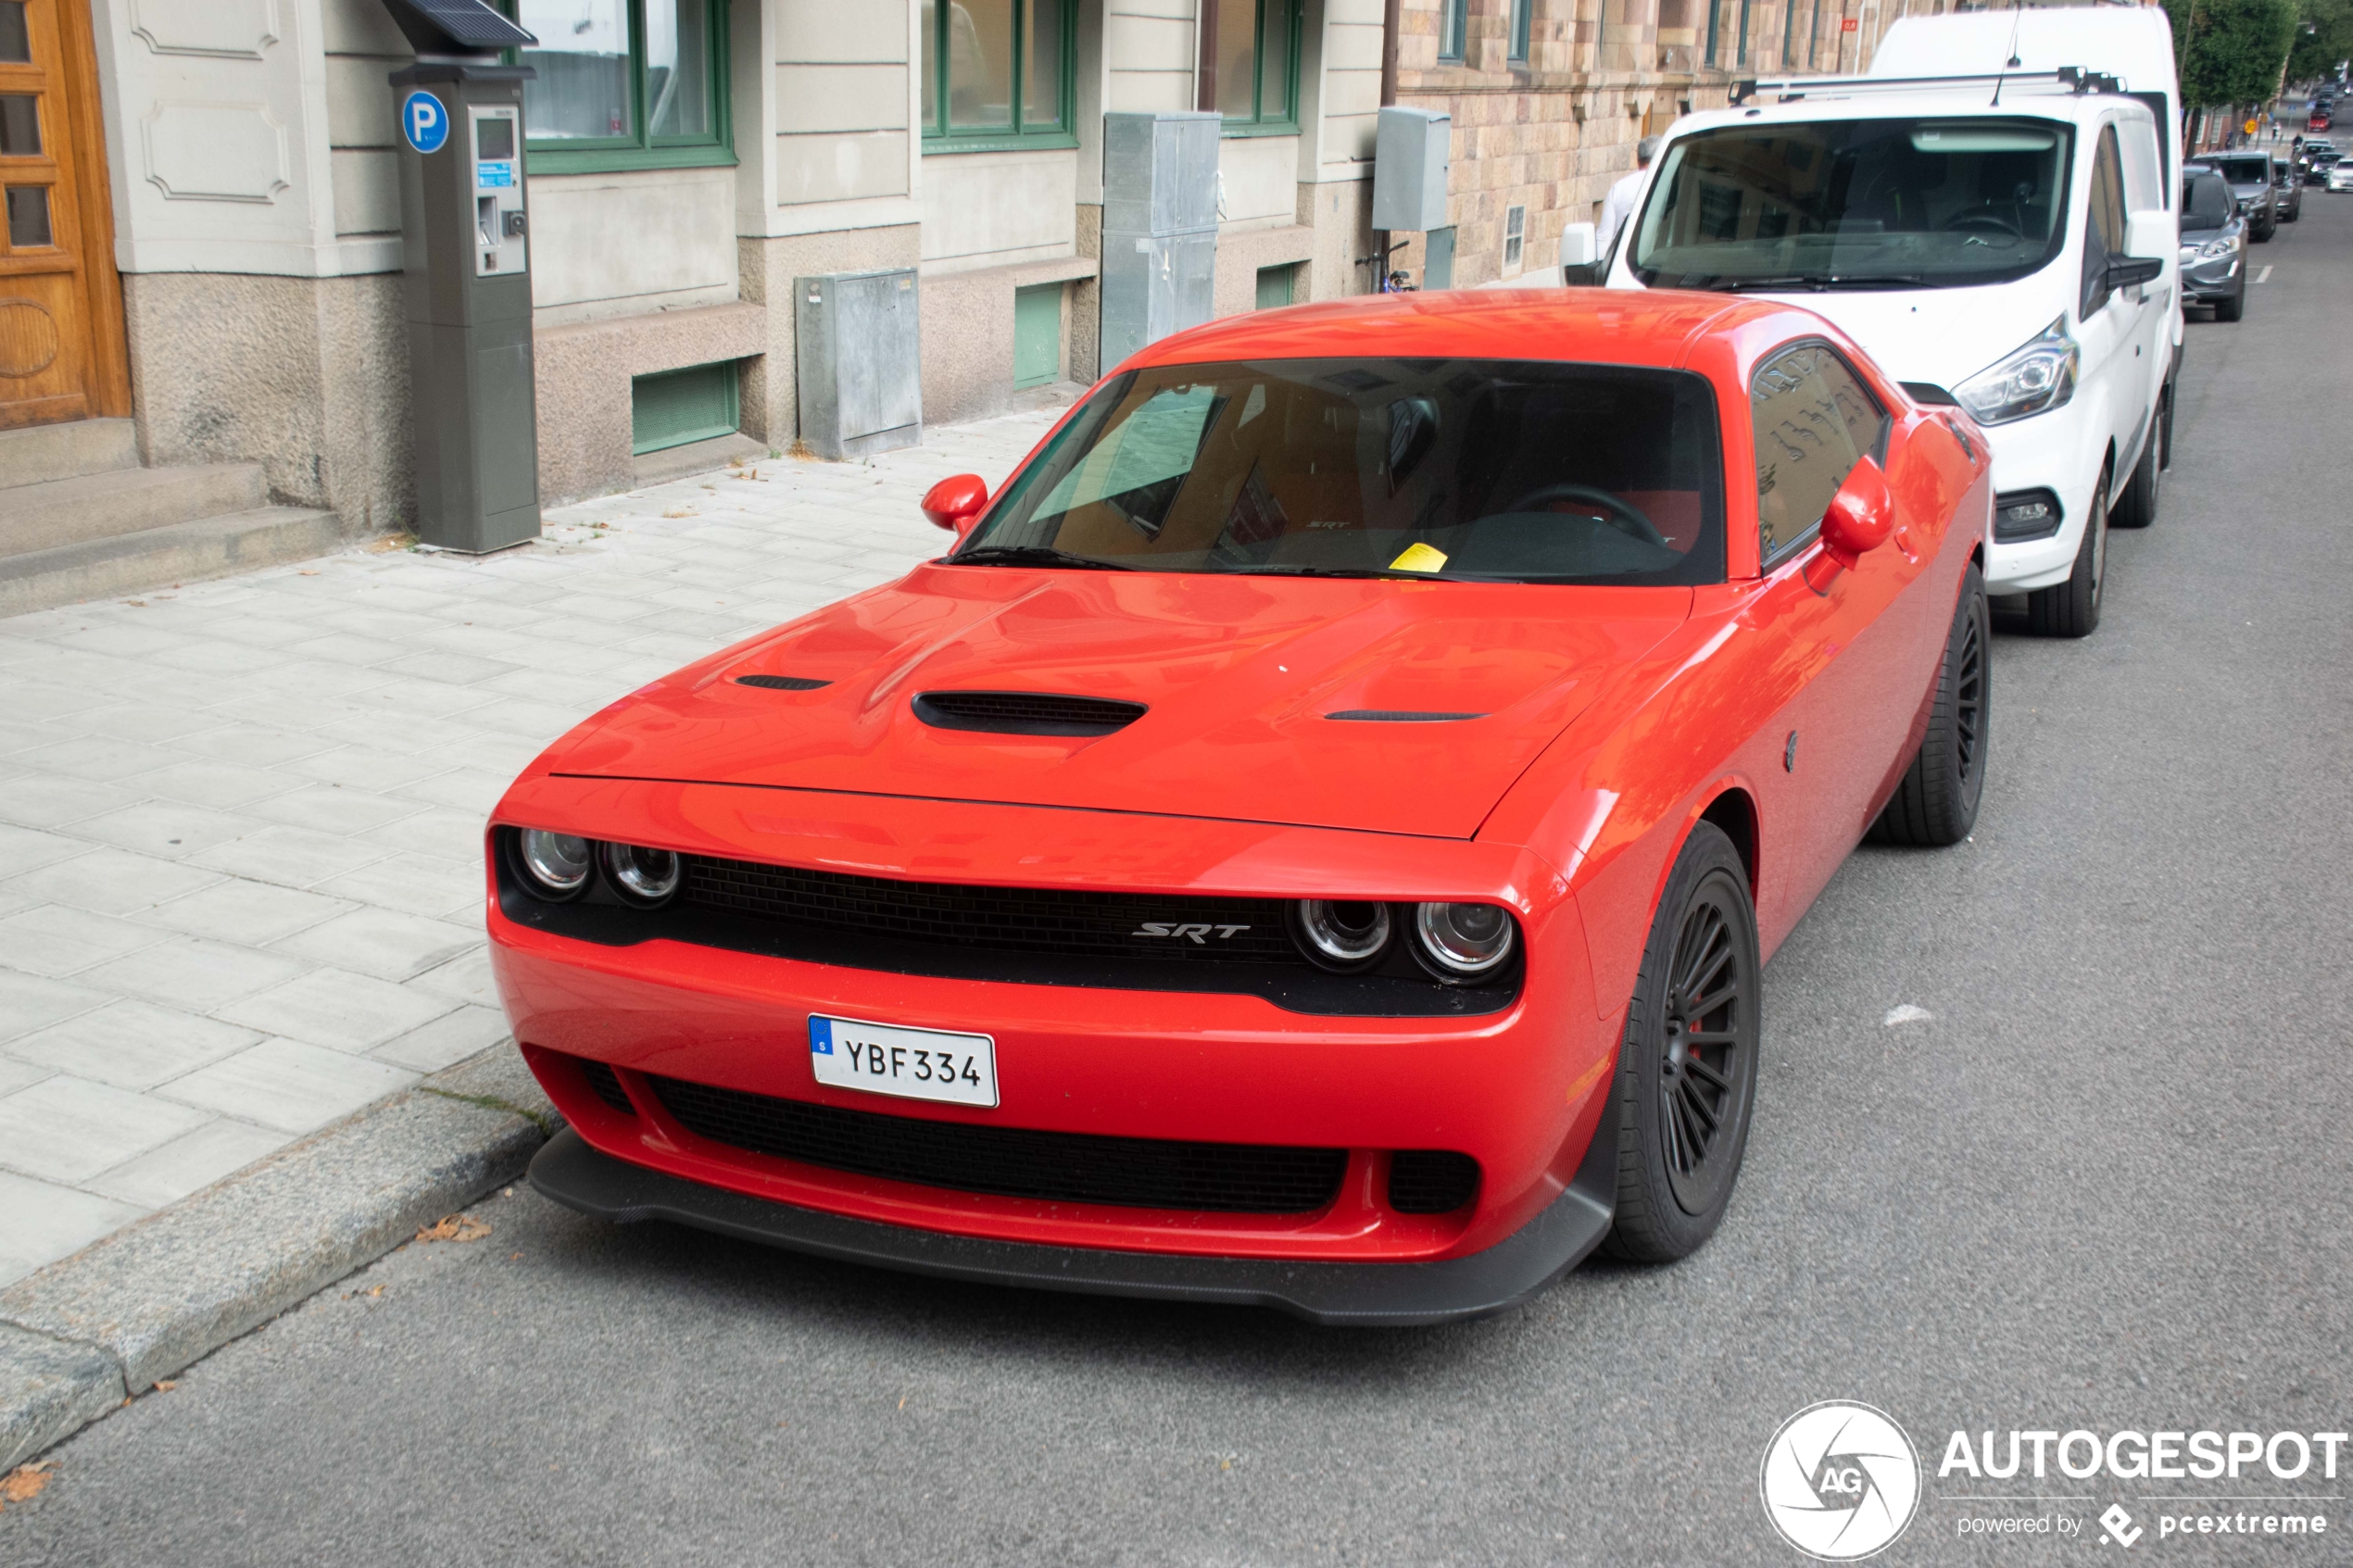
left=1290, top=900, right=1392, bottom=971
left=1410, top=902, right=1518, bottom=980
left=602, top=843, right=682, bottom=906
left=1955, top=316, right=2080, bottom=426
left=2195, top=233, right=2241, bottom=259
left=517, top=829, right=592, bottom=899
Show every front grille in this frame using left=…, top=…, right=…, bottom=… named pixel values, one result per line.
left=1388, top=1150, right=1480, bottom=1213
left=578, top=1058, right=635, bottom=1115
left=684, top=857, right=1297, bottom=963
left=651, top=1077, right=1347, bottom=1213
left=912, top=690, right=1147, bottom=735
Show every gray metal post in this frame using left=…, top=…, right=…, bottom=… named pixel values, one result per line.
left=382, top=0, right=541, bottom=554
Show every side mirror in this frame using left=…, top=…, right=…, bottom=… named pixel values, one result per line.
left=921, top=473, right=988, bottom=539
left=1819, top=456, right=1895, bottom=571
left=1560, top=261, right=1606, bottom=286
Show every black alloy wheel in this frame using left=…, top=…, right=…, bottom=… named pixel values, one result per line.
left=1871, top=563, right=1990, bottom=847
left=1601, top=822, right=1761, bottom=1263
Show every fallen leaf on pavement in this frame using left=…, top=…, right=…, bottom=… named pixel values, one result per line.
left=661, top=507, right=696, bottom=519
left=152, top=1379, right=178, bottom=1393
left=416, top=1213, right=492, bottom=1243
left=0, top=1460, right=57, bottom=1507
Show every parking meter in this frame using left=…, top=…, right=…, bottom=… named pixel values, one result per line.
left=383, top=0, right=540, bottom=553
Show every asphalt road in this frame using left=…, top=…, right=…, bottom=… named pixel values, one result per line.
left=7, top=202, right=2351, bottom=1568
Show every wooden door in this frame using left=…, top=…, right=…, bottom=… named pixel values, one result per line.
left=0, top=0, right=127, bottom=431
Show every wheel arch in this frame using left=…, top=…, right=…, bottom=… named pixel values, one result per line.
left=1698, top=786, right=1759, bottom=898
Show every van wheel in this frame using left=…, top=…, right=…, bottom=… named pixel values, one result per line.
left=2111, top=419, right=2160, bottom=529
left=2026, top=466, right=2106, bottom=638
left=1598, top=822, right=1760, bottom=1264
left=1871, top=564, right=1989, bottom=847
left=2158, top=378, right=2175, bottom=471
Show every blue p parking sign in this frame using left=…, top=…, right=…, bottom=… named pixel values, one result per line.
left=400, top=91, right=449, bottom=155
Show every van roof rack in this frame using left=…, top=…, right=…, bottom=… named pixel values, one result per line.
left=1730, top=68, right=2127, bottom=107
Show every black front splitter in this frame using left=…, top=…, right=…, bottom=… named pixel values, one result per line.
left=527, top=1124, right=1617, bottom=1327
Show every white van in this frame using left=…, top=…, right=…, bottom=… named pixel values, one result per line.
left=1600, top=77, right=2176, bottom=637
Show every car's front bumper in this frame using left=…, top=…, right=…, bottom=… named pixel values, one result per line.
left=489, top=773, right=1616, bottom=1298
left=528, top=1118, right=1619, bottom=1326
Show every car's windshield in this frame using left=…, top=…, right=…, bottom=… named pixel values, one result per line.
left=1628, top=117, right=2075, bottom=290
left=2208, top=156, right=2270, bottom=185
left=959, top=358, right=1725, bottom=585
left=2180, top=173, right=2233, bottom=231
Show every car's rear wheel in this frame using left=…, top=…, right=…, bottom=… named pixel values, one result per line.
left=2111, top=416, right=2160, bottom=529
left=1871, top=563, right=1989, bottom=847
left=2026, top=465, right=2107, bottom=638
left=1599, top=822, right=1761, bottom=1264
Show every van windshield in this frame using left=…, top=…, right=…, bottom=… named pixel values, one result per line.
left=1628, top=117, right=2075, bottom=290
left=959, top=359, right=1726, bottom=586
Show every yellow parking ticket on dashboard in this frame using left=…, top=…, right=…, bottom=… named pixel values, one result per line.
left=1389, top=543, right=1450, bottom=572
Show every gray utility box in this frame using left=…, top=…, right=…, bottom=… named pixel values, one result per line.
left=394, top=61, right=541, bottom=553
left=1100, top=111, right=1219, bottom=370
left=1371, top=106, right=1453, bottom=232
left=796, top=268, right=922, bottom=461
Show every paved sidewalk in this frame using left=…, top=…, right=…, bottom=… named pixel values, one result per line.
left=0, top=405, right=1064, bottom=1286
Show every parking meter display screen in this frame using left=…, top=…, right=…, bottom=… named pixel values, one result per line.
left=478, top=117, right=515, bottom=159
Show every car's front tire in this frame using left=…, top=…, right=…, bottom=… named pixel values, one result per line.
left=1598, top=822, right=1760, bottom=1264
left=2215, top=285, right=2246, bottom=323
left=2110, top=417, right=2160, bottom=530
left=2026, top=465, right=2107, bottom=638
left=1871, top=564, right=1989, bottom=847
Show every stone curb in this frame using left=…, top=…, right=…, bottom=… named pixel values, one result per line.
left=0, top=1047, right=563, bottom=1472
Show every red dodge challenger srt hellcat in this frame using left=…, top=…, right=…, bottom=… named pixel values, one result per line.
left=488, top=290, right=1993, bottom=1324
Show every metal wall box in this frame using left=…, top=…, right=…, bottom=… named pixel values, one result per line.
left=1100, top=110, right=1220, bottom=371
left=796, top=268, right=922, bottom=461
left=1372, top=107, right=1453, bottom=232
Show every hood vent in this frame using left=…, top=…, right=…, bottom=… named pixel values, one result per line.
left=735, top=675, right=832, bottom=691
left=913, top=691, right=1147, bottom=736
left=1324, top=709, right=1486, bottom=722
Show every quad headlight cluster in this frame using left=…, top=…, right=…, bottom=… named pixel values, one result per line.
left=513, top=828, right=682, bottom=908
left=1290, top=898, right=1519, bottom=983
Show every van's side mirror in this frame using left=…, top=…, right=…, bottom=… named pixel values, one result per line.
left=2108, top=209, right=2171, bottom=291
left=922, top=473, right=988, bottom=539
left=1561, top=262, right=1606, bottom=286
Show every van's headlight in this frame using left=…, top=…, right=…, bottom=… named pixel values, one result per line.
left=1955, top=316, right=2080, bottom=426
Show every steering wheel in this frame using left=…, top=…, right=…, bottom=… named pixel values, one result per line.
left=1939, top=209, right=2025, bottom=239
left=1498, top=483, right=1669, bottom=548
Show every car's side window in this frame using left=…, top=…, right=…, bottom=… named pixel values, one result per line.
left=2080, top=126, right=2128, bottom=317
left=1751, top=345, right=1887, bottom=571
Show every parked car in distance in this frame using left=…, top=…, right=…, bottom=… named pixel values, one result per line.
left=2330, top=161, right=2353, bottom=193
left=491, top=291, right=1996, bottom=1325
left=2190, top=153, right=2278, bottom=240
left=2274, top=164, right=2303, bottom=220
left=2179, top=168, right=2247, bottom=322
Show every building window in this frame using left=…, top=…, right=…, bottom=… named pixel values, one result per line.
left=924, top=0, right=1076, bottom=151
left=1439, top=0, right=1467, bottom=60
left=1509, top=0, right=1532, bottom=62
left=508, top=0, right=732, bottom=173
left=632, top=359, right=741, bottom=455
left=1503, top=204, right=1526, bottom=270
left=1204, top=0, right=1301, bottom=132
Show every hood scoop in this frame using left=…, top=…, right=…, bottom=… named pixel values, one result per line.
left=912, top=690, right=1148, bottom=737
left=735, top=675, right=832, bottom=691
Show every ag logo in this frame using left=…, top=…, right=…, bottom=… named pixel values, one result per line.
left=1759, top=1401, right=1921, bottom=1561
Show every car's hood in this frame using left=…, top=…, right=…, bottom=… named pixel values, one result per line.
left=1728, top=282, right=2064, bottom=392
left=541, top=566, right=1693, bottom=840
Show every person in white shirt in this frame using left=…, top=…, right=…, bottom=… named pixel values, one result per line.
left=1599, top=136, right=1661, bottom=259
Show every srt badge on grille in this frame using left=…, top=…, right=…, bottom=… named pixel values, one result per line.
left=1132, top=922, right=1252, bottom=943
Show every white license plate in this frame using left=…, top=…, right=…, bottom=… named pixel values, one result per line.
left=808, top=1014, right=999, bottom=1108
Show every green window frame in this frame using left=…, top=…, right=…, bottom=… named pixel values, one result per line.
left=499, top=0, right=734, bottom=174
left=923, top=0, right=1078, bottom=154
left=1209, top=0, right=1302, bottom=136
left=1508, top=0, right=1531, bottom=63
left=1439, top=0, right=1468, bottom=61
